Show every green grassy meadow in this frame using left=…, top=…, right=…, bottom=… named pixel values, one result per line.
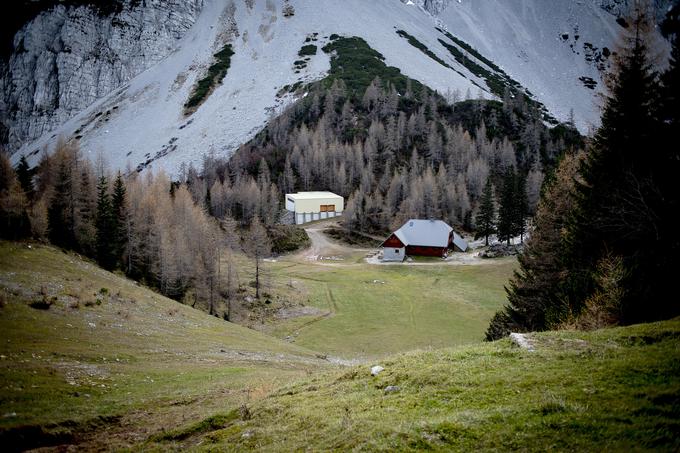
left=0, top=242, right=327, bottom=450
left=151, top=319, right=680, bottom=451
left=263, top=258, right=516, bottom=359
left=3, top=236, right=675, bottom=451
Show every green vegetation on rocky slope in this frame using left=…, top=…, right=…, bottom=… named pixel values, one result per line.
left=154, top=318, right=680, bottom=451
left=0, top=241, right=328, bottom=451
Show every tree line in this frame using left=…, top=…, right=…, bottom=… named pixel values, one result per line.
left=474, top=168, right=529, bottom=247
left=486, top=11, right=680, bottom=339
left=220, top=76, right=579, bottom=236
left=0, top=142, right=231, bottom=314
left=1, top=40, right=582, bottom=320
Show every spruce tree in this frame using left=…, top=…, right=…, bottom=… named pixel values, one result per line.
left=111, top=172, right=128, bottom=268
left=474, top=179, right=496, bottom=246
left=48, top=160, right=76, bottom=249
left=205, top=186, right=213, bottom=217
left=95, top=175, right=115, bottom=270
left=562, top=11, right=668, bottom=323
left=655, top=26, right=680, bottom=319
left=513, top=173, right=528, bottom=243
left=486, top=152, right=583, bottom=339
left=15, top=155, right=33, bottom=200
left=75, top=167, right=96, bottom=255
left=497, top=169, right=516, bottom=245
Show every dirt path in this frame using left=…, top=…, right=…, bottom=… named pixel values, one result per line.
left=304, top=225, right=339, bottom=257
left=298, top=219, right=367, bottom=263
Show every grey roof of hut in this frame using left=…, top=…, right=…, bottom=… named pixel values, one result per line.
left=392, top=219, right=468, bottom=251
left=451, top=231, right=468, bottom=252
left=394, top=219, right=452, bottom=248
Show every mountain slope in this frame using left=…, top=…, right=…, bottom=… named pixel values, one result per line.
left=0, top=241, right=328, bottom=451
left=3, top=0, right=628, bottom=175
left=150, top=318, right=680, bottom=451
left=427, top=0, right=623, bottom=130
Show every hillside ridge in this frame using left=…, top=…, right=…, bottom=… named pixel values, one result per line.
left=3, top=0, right=627, bottom=175
left=152, top=317, right=680, bottom=451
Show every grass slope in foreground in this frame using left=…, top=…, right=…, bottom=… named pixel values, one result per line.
left=153, top=319, right=680, bottom=451
left=0, top=242, right=328, bottom=451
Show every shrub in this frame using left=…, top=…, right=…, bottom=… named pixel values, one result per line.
left=282, top=3, right=295, bottom=17
left=268, top=224, right=310, bottom=254
left=561, top=254, right=627, bottom=331
left=321, top=36, right=426, bottom=98
left=29, top=296, right=54, bottom=310
left=185, top=44, right=235, bottom=110
left=396, top=29, right=452, bottom=70
left=298, top=44, right=317, bottom=57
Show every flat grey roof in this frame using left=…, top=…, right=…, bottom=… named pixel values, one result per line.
left=286, top=191, right=342, bottom=200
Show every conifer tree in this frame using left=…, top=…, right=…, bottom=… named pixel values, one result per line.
left=111, top=171, right=128, bottom=267
left=0, top=154, right=30, bottom=238
left=48, top=159, right=76, bottom=249
left=474, top=179, right=496, bottom=246
left=486, top=152, right=583, bottom=339
left=95, top=175, right=115, bottom=270
left=654, top=22, right=680, bottom=320
left=205, top=186, right=213, bottom=217
left=15, top=155, right=33, bottom=200
left=75, top=166, right=96, bottom=254
left=245, top=216, right=271, bottom=299
left=497, top=169, right=516, bottom=245
left=513, top=173, right=528, bottom=243
left=562, top=11, right=665, bottom=322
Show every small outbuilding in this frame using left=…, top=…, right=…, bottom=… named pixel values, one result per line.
left=285, top=191, right=344, bottom=225
left=382, top=219, right=468, bottom=262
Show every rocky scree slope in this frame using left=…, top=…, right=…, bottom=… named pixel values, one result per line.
left=0, top=0, right=647, bottom=175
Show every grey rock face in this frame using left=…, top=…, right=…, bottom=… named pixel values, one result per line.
left=415, top=0, right=676, bottom=21
left=1, top=0, right=204, bottom=153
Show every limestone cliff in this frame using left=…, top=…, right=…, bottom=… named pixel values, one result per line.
left=0, top=0, right=203, bottom=151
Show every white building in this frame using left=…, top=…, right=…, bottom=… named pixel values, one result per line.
left=285, top=191, right=344, bottom=225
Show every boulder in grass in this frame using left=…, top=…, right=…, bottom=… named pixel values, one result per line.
left=371, top=365, right=384, bottom=376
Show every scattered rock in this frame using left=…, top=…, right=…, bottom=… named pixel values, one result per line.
left=384, top=385, right=400, bottom=393
left=371, top=365, right=384, bottom=376
left=479, top=243, right=524, bottom=258
left=509, top=332, right=535, bottom=351
left=239, top=404, right=251, bottom=420
left=88, top=322, right=96, bottom=328
left=241, top=429, right=254, bottom=439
